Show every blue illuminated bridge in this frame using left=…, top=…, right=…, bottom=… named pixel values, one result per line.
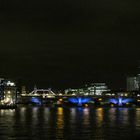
left=19, top=88, right=140, bottom=107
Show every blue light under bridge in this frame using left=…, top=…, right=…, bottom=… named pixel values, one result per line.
left=31, top=97, right=42, bottom=105
left=109, top=97, right=134, bottom=106
left=68, top=97, right=91, bottom=106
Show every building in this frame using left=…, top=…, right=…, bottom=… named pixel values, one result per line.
left=86, top=83, right=110, bottom=95
left=127, top=62, right=140, bottom=92
left=137, top=74, right=140, bottom=89
left=65, top=83, right=110, bottom=96
left=0, top=78, right=5, bottom=100
left=127, top=76, right=139, bottom=91
left=0, top=78, right=17, bottom=106
left=65, top=88, right=85, bottom=95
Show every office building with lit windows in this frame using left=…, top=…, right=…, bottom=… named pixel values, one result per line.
left=86, top=83, right=110, bottom=95
left=127, top=77, right=139, bottom=91
left=65, top=83, right=110, bottom=96
left=0, top=78, right=17, bottom=106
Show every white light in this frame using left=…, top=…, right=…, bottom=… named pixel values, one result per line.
left=7, top=81, right=15, bottom=86
left=43, top=95, right=46, bottom=98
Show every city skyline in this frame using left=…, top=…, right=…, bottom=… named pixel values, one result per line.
left=0, top=0, right=140, bottom=89
left=0, top=1, right=140, bottom=140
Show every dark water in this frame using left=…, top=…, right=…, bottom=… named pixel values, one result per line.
left=0, top=106, right=140, bottom=140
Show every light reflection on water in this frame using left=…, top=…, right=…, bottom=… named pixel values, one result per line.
left=94, top=108, right=104, bottom=139
left=44, top=107, right=50, bottom=123
left=83, top=108, right=90, bottom=125
left=56, top=107, right=64, bottom=140
left=96, top=108, right=103, bottom=127
left=0, top=106, right=140, bottom=139
left=135, top=108, right=140, bottom=133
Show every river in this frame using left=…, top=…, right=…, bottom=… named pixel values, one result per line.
left=0, top=106, right=140, bottom=140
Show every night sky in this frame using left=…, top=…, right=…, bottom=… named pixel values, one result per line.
left=0, top=0, right=140, bottom=90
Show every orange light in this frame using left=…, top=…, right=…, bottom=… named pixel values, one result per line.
left=85, top=104, right=88, bottom=107
left=137, top=100, right=140, bottom=102
left=59, top=99, right=63, bottom=102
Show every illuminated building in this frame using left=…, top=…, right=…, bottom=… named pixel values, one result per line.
left=0, top=78, right=5, bottom=100
left=127, top=63, right=140, bottom=92
left=0, top=78, right=17, bottom=106
left=127, top=77, right=139, bottom=91
left=65, top=88, right=84, bottom=95
left=137, top=74, right=140, bottom=90
left=65, top=83, right=110, bottom=96
left=86, top=83, right=110, bottom=95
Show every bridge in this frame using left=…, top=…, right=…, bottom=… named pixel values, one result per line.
left=21, top=88, right=56, bottom=98
left=19, top=88, right=140, bottom=107
left=21, top=88, right=140, bottom=98
left=21, top=88, right=107, bottom=99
